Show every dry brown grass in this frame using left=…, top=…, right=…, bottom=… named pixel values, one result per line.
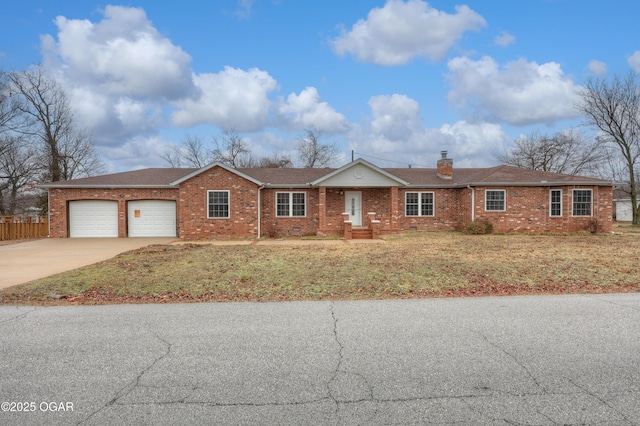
left=1, top=231, right=639, bottom=305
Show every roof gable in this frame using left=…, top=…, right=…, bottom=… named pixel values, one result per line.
left=171, top=162, right=264, bottom=186
left=310, top=159, right=409, bottom=187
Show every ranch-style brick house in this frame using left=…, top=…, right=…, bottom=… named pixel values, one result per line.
left=39, top=152, right=613, bottom=239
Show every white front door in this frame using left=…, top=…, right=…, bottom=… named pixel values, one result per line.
left=345, top=191, right=362, bottom=226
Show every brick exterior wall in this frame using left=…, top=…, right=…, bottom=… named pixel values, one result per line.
left=261, top=188, right=320, bottom=237
left=397, top=188, right=462, bottom=231
left=471, top=185, right=612, bottom=233
left=177, top=166, right=260, bottom=239
left=47, top=169, right=613, bottom=238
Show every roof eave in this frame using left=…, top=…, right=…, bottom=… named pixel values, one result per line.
left=37, top=184, right=176, bottom=189
left=466, top=181, right=613, bottom=187
left=264, top=184, right=312, bottom=189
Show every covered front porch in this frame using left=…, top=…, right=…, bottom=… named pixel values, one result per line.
left=311, top=160, right=408, bottom=239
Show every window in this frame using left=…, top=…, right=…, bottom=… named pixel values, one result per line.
left=208, top=190, right=229, bottom=218
left=276, top=192, right=306, bottom=217
left=405, top=192, right=434, bottom=216
left=572, top=189, right=592, bottom=216
left=485, top=190, right=506, bottom=211
left=549, top=189, right=562, bottom=217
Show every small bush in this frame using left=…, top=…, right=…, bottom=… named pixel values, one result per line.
left=465, top=219, right=494, bottom=235
left=587, top=217, right=604, bottom=234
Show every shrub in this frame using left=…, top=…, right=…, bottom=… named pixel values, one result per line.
left=465, top=219, right=494, bottom=235
left=587, top=217, right=604, bottom=234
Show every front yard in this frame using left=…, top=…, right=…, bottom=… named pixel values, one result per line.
left=1, top=231, right=639, bottom=305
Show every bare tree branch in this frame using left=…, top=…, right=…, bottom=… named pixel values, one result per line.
left=577, top=72, right=640, bottom=224
left=297, top=128, right=338, bottom=168
left=211, top=129, right=253, bottom=168
left=498, top=128, right=605, bottom=177
left=7, top=67, right=102, bottom=183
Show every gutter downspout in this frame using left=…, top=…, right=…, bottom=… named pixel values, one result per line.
left=47, top=188, right=51, bottom=237
left=467, top=185, right=475, bottom=222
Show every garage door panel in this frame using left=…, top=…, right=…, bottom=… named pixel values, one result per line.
left=69, top=201, right=118, bottom=238
left=128, top=201, right=176, bottom=237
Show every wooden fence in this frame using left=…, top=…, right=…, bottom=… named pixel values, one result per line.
left=0, top=216, right=49, bottom=241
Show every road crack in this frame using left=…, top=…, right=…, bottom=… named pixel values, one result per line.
left=326, top=302, right=377, bottom=422
left=77, top=327, right=172, bottom=425
left=0, top=307, right=36, bottom=324
left=472, top=330, right=547, bottom=394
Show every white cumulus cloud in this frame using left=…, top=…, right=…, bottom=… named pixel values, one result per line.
left=588, top=60, right=607, bottom=76
left=627, top=51, right=640, bottom=73
left=278, top=87, right=351, bottom=133
left=446, top=56, right=581, bottom=125
left=171, top=67, right=278, bottom=132
left=330, top=0, right=486, bottom=65
left=348, top=94, right=507, bottom=168
left=494, top=31, right=515, bottom=47
left=41, top=5, right=195, bottom=99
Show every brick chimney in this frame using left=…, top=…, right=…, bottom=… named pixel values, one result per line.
left=437, top=151, right=453, bottom=179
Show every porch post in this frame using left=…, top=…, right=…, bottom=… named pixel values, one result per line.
left=390, top=186, right=399, bottom=232
left=317, top=186, right=327, bottom=236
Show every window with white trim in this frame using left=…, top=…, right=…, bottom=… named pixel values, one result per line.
left=405, top=192, right=434, bottom=216
left=207, top=190, right=229, bottom=218
left=485, top=190, right=506, bottom=211
left=276, top=192, right=306, bottom=217
left=572, top=189, right=592, bottom=216
left=550, top=189, right=562, bottom=217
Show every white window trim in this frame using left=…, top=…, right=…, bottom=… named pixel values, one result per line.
left=485, top=189, right=506, bottom=212
left=207, top=190, right=230, bottom=219
left=405, top=192, right=435, bottom=217
left=572, top=188, right=593, bottom=217
left=549, top=189, right=562, bottom=217
left=276, top=191, right=307, bottom=218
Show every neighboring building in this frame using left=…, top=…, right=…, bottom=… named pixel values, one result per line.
left=38, top=153, right=613, bottom=239
left=614, top=198, right=638, bottom=222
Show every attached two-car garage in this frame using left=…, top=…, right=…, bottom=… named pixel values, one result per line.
left=68, top=200, right=176, bottom=238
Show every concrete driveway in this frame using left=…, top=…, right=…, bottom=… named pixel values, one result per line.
left=0, top=238, right=174, bottom=289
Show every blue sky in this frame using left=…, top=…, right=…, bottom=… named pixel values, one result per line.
left=2, top=0, right=640, bottom=173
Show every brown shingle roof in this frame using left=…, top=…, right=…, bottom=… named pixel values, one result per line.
left=39, top=168, right=197, bottom=187
left=40, top=164, right=611, bottom=188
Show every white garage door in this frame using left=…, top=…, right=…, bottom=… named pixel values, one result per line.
left=128, top=200, right=176, bottom=237
left=69, top=200, right=119, bottom=238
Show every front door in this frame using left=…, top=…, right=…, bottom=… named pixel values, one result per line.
left=345, top=191, right=362, bottom=226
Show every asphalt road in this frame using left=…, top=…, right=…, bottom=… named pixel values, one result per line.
left=1, top=294, right=639, bottom=425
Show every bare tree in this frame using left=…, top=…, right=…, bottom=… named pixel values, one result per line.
left=159, top=144, right=184, bottom=168
left=255, top=152, right=293, bottom=168
left=0, top=71, right=23, bottom=132
left=0, top=135, right=39, bottom=215
left=160, top=134, right=212, bottom=168
left=577, top=72, right=640, bottom=225
left=57, top=129, right=104, bottom=180
left=297, top=128, right=338, bottom=168
left=210, top=129, right=253, bottom=168
left=161, top=131, right=296, bottom=169
left=498, top=129, right=604, bottom=176
left=181, top=135, right=211, bottom=168
left=7, top=67, right=102, bottom=183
